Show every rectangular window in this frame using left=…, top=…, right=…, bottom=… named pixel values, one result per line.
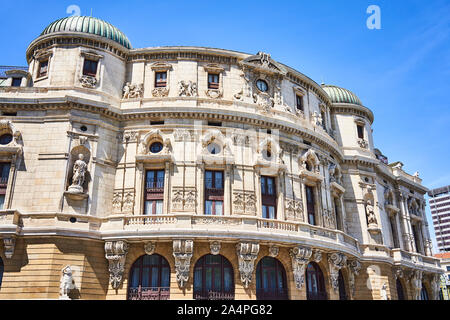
left=11, top=78, right=21, bottom=87
left=296, top=95, right=304, bottom=111
left=83, top=59, right=98, bottom=77
left=205, top=171, right=224, bottom=216
left=155, top=72, right=167, bottom=88
left=306, top=186, right=316, bottom=225
left=0, top=163, right=11, bottom=210
left=38, top=60, right=48, bottom=78
left=357, top=124, right=365, bottom=140
left=334, top=198, right=341, bottom=230
left=208, top=73, right=220, bottom=90
left=261, top=176, right=276, bottom=219
left=144, top=170, right=165, bottom=215
left=390, top=216, right=400, bottom=248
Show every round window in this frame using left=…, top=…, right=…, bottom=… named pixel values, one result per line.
left=150, top=142, right=163, bottom=154
left=262, top=149, right=272, bottom=160
left=207, top=143, right=221, bottom=155
left=256, top=79, right=269, bottom=92
left=0, top=134, right=13, bottom=145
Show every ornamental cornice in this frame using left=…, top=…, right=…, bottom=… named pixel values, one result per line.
left=0, top=99, right=344, bottom=161
left=331, top=103, right=374, bottom=124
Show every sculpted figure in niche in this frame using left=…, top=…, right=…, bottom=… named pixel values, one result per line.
left=366, top=200, right=378, bottom=227
left=69, top=154, right=87, bottom=193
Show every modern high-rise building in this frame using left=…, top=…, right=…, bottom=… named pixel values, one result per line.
left=429, top=186, right=450, bottom=252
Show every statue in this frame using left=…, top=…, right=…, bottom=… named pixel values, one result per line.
left=380, top=283, right=388, bottom=300
left=68, top=154, right=87, bottom=193
left=366, top=200, right=378, bottom=227
left=60, top=266, right=75, bottom=300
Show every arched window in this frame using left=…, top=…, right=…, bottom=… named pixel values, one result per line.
left=396, top=278, right=405, bottom=300
left=420, top=284, right=429, bottom=300
left=338, top=270, right=347, bottom=300
left=256, top=257, right=288, bottom=300
left=127, top=254, right=170, bottom=300
left=0, top=257, right=3, bottom=288
left=194, top=254, right=234, bottom=300
left=306, top=262, right=327, bottom=300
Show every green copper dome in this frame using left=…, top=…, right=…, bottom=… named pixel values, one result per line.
left=321, top=84, right=363, bottom=106
left=41, top=16, right=132, bottom=49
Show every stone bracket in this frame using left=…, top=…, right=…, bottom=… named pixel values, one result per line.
left=3, top=237, right=15, bottom=259
left=328, top=252, right=347, bottom=292
left=173, top=239, right=194, bottom=289
left=105, top=240, right=129, bottom=290
left=236, top=242, right=260, bottom=288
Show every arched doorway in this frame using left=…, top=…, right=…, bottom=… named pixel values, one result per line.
left=127, top=254, right=170, bottom=300
left=193, top=254, right=234, bottom=300
left=396, top=278, right=405, bottom=300
left=420, top=283, right=429, bottom=300
left=306, top=262, right=327, bottom=300
left=256, top=256, right=288, bottom=300
left=338, top=270, right=347, bottom=300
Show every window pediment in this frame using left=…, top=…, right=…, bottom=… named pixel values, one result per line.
left=240, top=51, right=287, bottom=76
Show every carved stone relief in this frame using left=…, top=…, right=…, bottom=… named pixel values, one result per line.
left=236, top=242, right=260, bottom=288
left=173, top=240, right=194, bottom=288
left=105, top=240, right=129, bottom=290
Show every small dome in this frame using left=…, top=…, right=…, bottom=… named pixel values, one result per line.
left=40, top=16, right=131, bottom=49
left=321, top=84, right=363, bottom=106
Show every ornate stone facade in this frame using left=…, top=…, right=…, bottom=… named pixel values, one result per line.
left=0, top=15, right=442, bottom=301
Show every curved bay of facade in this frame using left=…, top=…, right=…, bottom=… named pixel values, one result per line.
left=0, top=16, right=443, bottom=300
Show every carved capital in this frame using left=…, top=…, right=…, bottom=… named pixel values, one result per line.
left=173, top=240, right=194, bottom=289
left=236, top=242, right=260, bottom=288
left=105, top=240, right=129, bottom=290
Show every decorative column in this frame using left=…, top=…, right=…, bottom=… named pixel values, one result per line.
left=105, top=240, right=129, bottom=290
left=397, top=192, right=413, bottom=252
left=289, top=246, right=313, bottom=290
left=163, top=162, right=171, bottom=214
left=347, top=259, right=362, bottom=299
left=224, top=164, right=232, bottom=216
left=236, top=242, right=260, bottom=288
left=255, top=168, right=262, bottom=218
left=173, top=239, right=194, bottom=288
left=328, top=252, right=347, bottom=292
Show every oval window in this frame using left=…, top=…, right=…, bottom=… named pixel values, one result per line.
left=256, top=79, right=269, bottom=92
left=150, top=142, right=163, bottom=154
left=262, top=149, right=272, bottom=160
left=207, top=143, right=221, bottom=155
left=0, top=134, right=13, bottom=145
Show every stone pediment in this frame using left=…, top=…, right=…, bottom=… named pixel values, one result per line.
left=240, top=51, right=287, bottom=76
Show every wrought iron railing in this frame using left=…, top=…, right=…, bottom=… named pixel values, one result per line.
left=128, top=287, right=170, bottom=300
left=146, top=178, right=164, bottom=190
left=194, top=290, right=234, bottom=300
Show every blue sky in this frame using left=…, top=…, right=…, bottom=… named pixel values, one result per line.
left=1, top=0, right=449, bottom=252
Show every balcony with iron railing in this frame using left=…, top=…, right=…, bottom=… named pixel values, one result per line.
left=146, top=178, right=164, bottom=192
left=127, top=287, right=170, bottom=300
left=194, top=290, right=234, bottom=300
